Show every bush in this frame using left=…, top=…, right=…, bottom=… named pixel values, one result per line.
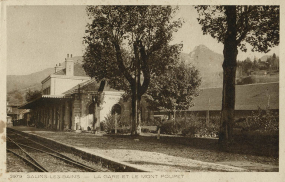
left=103, top=113, right=131, bottom=134
left=35, top=121, right=45, bottom=128
left=110, top=128, right=131, bottom=134
left=141, top=118, right=159, bottom=126
left=153, top=113, right=220, bottom=138
left=181, top=126, right=196, bottom=137
left=100, top=122, right=106, bottom=131
left=177, top=114, right=219, bottom=138
left=141, top=128, right=150, bottom=133
left=235, top=108, right=279, bottom=133
left=160, top=121, right=177, bottom=134
left=103, top=114, right=115, bottom=133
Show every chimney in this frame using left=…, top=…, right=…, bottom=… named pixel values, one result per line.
left=55, top=63, right=63, bottom=73
left=65, top=53, right=74, bottom=76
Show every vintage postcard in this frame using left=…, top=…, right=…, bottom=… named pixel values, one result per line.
left=0, top=0, right=284, bottom=182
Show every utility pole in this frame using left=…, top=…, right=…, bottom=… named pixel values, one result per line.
left=206, top=98, right=210, bottom=126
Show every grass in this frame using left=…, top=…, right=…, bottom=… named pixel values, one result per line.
left=11, top=126, right=279, bottom=172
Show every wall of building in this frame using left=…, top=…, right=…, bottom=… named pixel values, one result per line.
left=42, top=79, right=51, bottom=94
left=53, top=77, right=90, bottom=95
left=100, top=91, right=124, bottom=123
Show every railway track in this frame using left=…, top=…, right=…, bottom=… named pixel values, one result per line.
left=7, top=130, right=110, bottom=172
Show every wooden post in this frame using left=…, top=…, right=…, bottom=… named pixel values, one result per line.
left=115, top=113, right=117, bottom=134
left=173, top=106, right=176, bottom=126
left=206, top=98, right=210, bottom=126
left=157, top=128, right=160, bottom=140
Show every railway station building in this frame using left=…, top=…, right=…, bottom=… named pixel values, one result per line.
left=19, top=54, right=153, bottom=131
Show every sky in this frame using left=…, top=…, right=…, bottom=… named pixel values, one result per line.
left=6, top=5, right=280, bottom=75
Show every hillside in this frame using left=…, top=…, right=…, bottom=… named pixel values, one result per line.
left=7, top=68, right=54, bottom=93
left=7, top=56, right=84, bottom=94
left=181, top=45, right=223, bottom=88
left=7, top=48, right=278, bottom=106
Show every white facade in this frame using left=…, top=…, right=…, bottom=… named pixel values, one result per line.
left=41, top=55, right=90, bottom=95
left=100, top=91, right=124, bottom=122
left=51, top=76, right=89, bottom=95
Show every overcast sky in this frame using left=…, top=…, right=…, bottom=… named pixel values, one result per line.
left=7, top=5, right=279, bottom=75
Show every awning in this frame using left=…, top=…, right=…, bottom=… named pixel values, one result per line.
left=18, top=95, right=71, bottom=109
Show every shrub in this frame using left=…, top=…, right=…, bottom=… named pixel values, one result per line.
left=180, top=115, right=219, bottom=138
left=154, top=112, right=220, bottom=138
left=35, top=121, right=45, bottom=128
left=182, top=126, right=196, bottom=137
left=103, top=113, right=131, bottom=134
left=141, top=128, right=150, bottom=133
left=110, top=128, right=130, bottom=134
left=103, top=114, right=115, bottom=133
left=141, top=118, right=157, bottom=126
left=160, top=121, right=176, bottom=134
left=100, top=122, right=106, bottom=131
left=234, top=108, right=279, bottom=133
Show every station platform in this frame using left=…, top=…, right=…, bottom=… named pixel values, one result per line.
left=6, top=126, right=275, bottom=172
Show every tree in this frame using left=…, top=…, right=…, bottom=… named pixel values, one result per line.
left=83, top=6, right=183, bottom=135
left=7, top=89, right=24, bottom=105
left=253, top=57, right=258, bottom=70
left=266, top=53, right=279, bottom=70
left=243, top=57, right=253, bottom=75
left=145, top=61, right=201, bottom=116
left=195, top=6, right=279, bottom=144
left=25, top=89, right=42, bottom=102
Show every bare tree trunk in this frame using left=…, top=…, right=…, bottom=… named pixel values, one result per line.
left=131, top=89, right=137, bottom=135
left=137, top=95, right=142, bottom=135
left=219, top=6, right=238, bottom=145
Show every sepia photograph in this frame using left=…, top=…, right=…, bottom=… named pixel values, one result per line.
left=1, top=1, right=283, bottom=181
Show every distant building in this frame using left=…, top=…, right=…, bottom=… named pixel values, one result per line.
left=7, top=103, right=21, bottom=121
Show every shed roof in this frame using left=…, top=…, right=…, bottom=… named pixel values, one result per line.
left=63, top=78, right=119, bottom=96
left=18, top=95, right=71, bottom=109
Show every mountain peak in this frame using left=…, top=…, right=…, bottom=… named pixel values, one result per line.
left=192, top=44, right=210, bottom=53
left=189, top=44, right=213, bottom=58
left=190, top=44, right=210, bottom=54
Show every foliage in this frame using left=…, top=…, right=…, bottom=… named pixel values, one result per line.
left=7, top=89, right=24, bottom=105
left=236, top=76, right=254, bottom=85
left=266, top=53, right=279, bottom=70
left=235, top=108, right=279, bottom=133
left=236, top=53, right=279, bottom=78
left=102, top=113, right=131, bottom=133
left=159, top=114, right=219, bottom=137
left=195, top=5, right=279, bottom=143
left=83, top=5, right=183, bottom=95
left=100, top=122, right=106, bottom=131
left=160, top=121, right=179, bottom=134
left=83, top=6, right=183, bottom=134
left=181, top=116, right=220, bottom=138
left=25, top=89, right=42, bottom=102
left=103, top=114, right=117, bottom=133
left=195, top=6, right=279, bottom=53
left=145, top=61, right=201, bottom=111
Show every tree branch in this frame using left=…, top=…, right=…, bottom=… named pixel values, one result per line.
left=236, top=6, right=256, bottom=44
left=113, top=42, right=135, bottom=85
left=138, top=41, right=150, bottom=97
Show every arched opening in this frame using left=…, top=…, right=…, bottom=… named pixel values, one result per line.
left=89, top=102, right=95, bottom=114
left=85, top=102, right=95, bottom=131
left=111, top=104, right=121, bottom=115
